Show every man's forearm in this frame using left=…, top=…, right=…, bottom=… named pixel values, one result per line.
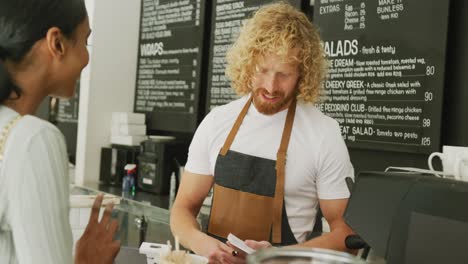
left=292, top=225, right=354, bottom=253
left=170, top=206, right=206, bottom=251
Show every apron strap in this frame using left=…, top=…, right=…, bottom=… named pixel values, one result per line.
left=220, top=97, right=253, bottom=156
left=0, top=115, right=22, bottom=161
left=272, top=98, right=297, bottom=243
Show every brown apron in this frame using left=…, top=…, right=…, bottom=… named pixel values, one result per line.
left=207, top=96, right=297, bottom=245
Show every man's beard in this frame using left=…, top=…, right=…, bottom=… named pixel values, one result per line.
left=252, top=88, right=296, bottom=115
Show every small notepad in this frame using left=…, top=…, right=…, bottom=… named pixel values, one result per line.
left=227, top=233, right=256, bottom=254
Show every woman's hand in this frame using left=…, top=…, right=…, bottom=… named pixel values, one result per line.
left=74, top=194, right=121, bottom=264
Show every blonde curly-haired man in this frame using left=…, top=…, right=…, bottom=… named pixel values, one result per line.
left=171, top=3, right=354, bottom=263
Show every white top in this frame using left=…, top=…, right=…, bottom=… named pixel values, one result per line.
left=0, top=105, right=73, bottom=264
left=185, top=96, right=354, bottom=242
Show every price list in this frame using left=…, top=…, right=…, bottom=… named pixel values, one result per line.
left=135, top=0, right=207, bottom=132
left=315, top=0, right=450, bottom=153
left=57, top=84, right=79, bottom=123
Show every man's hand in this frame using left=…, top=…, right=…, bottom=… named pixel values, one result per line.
left=74, top=194, right=121, bottom=264
left=222, top=239, right=273, bottom=264
left=190, top=233, right=243, bottom=264
left=244, top=240, right=272, bottom=250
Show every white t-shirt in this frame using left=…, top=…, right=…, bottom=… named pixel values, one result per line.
left=0, top=105, right=73, bottom=264
left=185, top=95, right=354, bottom=242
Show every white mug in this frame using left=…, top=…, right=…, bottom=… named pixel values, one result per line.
left=428, top=145, right=468, bottom=181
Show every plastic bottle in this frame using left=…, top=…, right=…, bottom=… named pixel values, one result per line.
left=122, top=164, right=137, bottom=198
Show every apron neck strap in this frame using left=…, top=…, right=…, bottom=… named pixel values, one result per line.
left=220, top=96, right=297, bottom=157
left=220, top=96, right=253, bottom=156
left=272, top=98, right=296, bottom=243
left=277, top=98, right=297, bottom=158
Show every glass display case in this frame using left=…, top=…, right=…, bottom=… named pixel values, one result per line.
left=70, top=182, right=211, bottom=264
left=71, top=184, right=173, bottom=247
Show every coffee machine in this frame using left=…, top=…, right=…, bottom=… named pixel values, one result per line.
left=137, top=138, right=188, bottom=194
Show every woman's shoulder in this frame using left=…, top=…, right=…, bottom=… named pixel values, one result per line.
left=8, top=115, right=65, bottom=151
left=18, top=115, right=62, bottom=138
left=0, top=106, right=61, bottom=140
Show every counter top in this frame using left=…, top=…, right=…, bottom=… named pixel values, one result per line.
left=71, top=184, right=210, bottom=248
left=71, top=184, right=171, bottom=247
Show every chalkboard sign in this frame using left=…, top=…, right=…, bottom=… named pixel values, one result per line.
left=303, top=0, right=315, bottom=22
left=205, top=0, right=303, bottom=112
left=57, top=84, right=79, bottom=124
left=314, top=0, right=450, bottom=153
left=55, top=82, right=80, bottom=162
left=134, top=0, right=208, bottom=132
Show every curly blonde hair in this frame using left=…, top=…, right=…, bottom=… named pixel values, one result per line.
left=225, top=2, right=327, bottom=103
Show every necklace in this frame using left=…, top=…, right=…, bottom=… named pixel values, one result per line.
left=0, top=115, right=22, bottom=161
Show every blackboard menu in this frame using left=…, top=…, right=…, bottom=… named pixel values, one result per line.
left=205, top=0, right=302, bottom=112
left=314, top=0, right=449, bottom=153
left=57, top=85, right=79, bottom=124
left=134, top=0, right=207, bottom=132
left=55, top=82, right=80, bottom=162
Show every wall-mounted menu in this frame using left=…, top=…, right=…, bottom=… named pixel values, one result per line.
left=57, top=85, right=79, bottom=124
left=134, top=0, right=207, bottom=132
left=55, top=82, right=80, bottom=162
left=206, top=0, right=302, bottom=112
left=314, top=0, right=449, bottom=153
